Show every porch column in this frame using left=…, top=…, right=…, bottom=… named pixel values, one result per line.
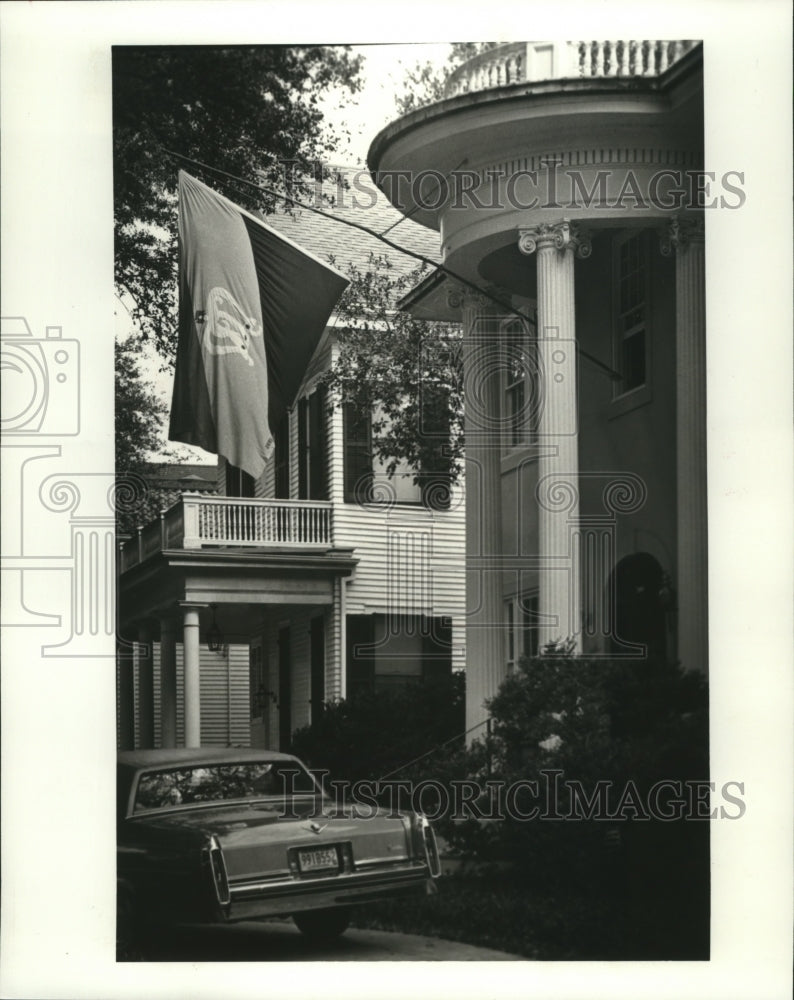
left=160, top=615, right=178, bottom=748
left=519, top=221, right=590, bottom=651
left=661, top=216, right=707, bottom=673
left=182, top=605, right=202, bottom=747
left=137, top=621, right=154, bottom=748
left=449, top=288, right=504, bottom=737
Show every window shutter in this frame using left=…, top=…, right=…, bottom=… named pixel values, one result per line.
left=346, top=614, right=375, bottom=698
left=274, top=412, right=289, bottom=500
left=297, top=398, right=308, bottom=499
left=422, top=615, right=452, bottom=682
left=418, top=383, right=452, bottom=510
left=309, top=385, right=328, bottom=500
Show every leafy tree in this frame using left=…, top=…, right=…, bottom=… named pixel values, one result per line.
left=113, top=45, right=363, bottom=357
left=114, top=335, right=183, bottom=533
left=323, top=253, right=464, bottom=493
left=394, top=42, right=500, bottom=115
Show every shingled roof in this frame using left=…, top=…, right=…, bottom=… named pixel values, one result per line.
left=262, top=168, right=441, bottom=279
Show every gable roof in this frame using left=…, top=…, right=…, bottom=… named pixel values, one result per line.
left=262, top=168, right=441, bottom=280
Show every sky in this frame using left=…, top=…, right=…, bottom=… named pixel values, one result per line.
left=319, top=43, right=452, bottom=165
left=120, top=42, right=454, bottom=466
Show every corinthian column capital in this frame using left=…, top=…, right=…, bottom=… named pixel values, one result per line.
left=659, top=214, right=705, bottom=256
left=518, top=221, right=592, bottom=259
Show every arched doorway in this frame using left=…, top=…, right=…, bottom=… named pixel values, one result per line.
left=608, top=553, right=668, bottom=662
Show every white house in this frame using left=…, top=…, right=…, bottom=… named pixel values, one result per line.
left=117, top=183, right=466, bottom=751
left=366, top=40, right=707, bottom=734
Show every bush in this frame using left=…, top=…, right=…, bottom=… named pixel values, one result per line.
left=290, top=672, right=466, bottom=786
left=454, top=655, right=710, bottom=957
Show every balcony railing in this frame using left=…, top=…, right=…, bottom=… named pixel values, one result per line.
left=444, top=40, right=699, bottom=97
left=119, top=493, right=334, bottom=572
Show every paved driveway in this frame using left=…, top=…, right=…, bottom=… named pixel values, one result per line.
left=135, top=919, right=525, bottom=961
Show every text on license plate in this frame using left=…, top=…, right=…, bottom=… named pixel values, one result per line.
left=299, top=846, right=339, bottom=873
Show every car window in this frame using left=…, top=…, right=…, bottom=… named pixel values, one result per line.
left=133, top=761, right=319, bottom=813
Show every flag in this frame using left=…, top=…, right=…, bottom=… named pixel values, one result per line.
left=169, top=170, right=349, bottom=479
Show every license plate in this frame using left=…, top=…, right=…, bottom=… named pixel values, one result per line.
left=298, top=846, right=339, bottom=873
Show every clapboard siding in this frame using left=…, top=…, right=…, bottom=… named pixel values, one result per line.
left=130, top=643, right=249, bottom=749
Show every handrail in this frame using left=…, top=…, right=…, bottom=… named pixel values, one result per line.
left=444, top=40, right=699, bottom=97
left=120, top=494, right=335, bottom=568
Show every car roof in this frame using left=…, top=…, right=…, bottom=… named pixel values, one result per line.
left=118, top=747, right=301, bottom=770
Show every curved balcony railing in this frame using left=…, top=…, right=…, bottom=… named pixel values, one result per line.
left=119, top=493, right=334, bottom=572
left=444, top=40, right=699, bottom=97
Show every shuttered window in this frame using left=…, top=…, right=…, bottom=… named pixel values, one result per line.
left=225, top=462, right=255, bottom=498
left=346, top=614, right=452, bottom=697
left=273, top=413, right=289, bottom=500
left=343, top=403, right=373, bottom=504
left=298, top=386, right=328, bottom=500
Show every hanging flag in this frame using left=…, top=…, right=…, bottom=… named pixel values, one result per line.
left=169, top=170, right=349, bottom=479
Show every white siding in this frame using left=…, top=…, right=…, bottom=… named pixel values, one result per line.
left=132, top=643, right=249, bottom=749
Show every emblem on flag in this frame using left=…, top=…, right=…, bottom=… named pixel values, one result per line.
left=201, top=286, right=262, bottom=367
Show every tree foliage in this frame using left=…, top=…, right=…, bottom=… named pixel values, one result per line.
left=114, top=336, right=181, bottom=533
left=113, top=45, right=363, bottom=356
left=394, top=43, right=500, bottom=115
left=323, top=253, right=464, bottom=489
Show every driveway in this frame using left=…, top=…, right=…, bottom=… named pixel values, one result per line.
left=134, top=919, right=525, bottom=961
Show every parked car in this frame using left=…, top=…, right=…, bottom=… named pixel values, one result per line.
left=117, top=747, right=441, bottom=954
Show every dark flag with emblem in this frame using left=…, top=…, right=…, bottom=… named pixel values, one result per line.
left=169, top=170, right=349, bottom=479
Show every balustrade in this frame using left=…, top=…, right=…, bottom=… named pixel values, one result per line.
left=444, top=40, right=698, bottom=97
left=120, top=494, right=334, bottom=569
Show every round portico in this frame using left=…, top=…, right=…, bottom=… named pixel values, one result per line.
left=368, top=41, right=708, bottom=734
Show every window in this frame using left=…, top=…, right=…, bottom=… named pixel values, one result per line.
left=343, top=402, right=373, bottom=504
left=346, top=614, right=453, bottom=696
left=343, top=402, right=451, bottom=510
left=505, top=593, right=539, bottom=670
left=298, top=386, right=328, bottom=500
left=614, top=232, right=649, bottom=396
left=502, top=319, right=539, bottom=451
left=225, top=462, right=255, bottom=498
left=273, top=413, right=289, bottom=500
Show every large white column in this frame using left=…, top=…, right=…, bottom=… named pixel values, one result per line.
left=519, top=221, right=590, bottom=652
left=661, top=216, right=707, bottom=673
left=182, top=605, right=202, bottom=747
left=137, top=621, right=154, bottom=748
left=449, top=288, right=504, bottom=737
left=159, top=615, right=178, bottom=748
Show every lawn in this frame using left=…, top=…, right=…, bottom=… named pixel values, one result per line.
left=352, top=864, right=709, bottom=961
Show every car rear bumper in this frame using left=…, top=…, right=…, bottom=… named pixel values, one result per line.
left=225, top=863, right=435, bottom=921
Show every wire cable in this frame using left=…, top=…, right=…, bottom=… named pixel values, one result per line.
left=159, top=146, right=620, bottom=380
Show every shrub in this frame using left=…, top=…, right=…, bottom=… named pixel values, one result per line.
left=290, top=672, right=466, bottom=786
left=459, top=655, right=710, bottom=957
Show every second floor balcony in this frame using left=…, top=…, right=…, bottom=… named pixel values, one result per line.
left=120, top=493, right=334, bottom=572
left=444, top=40, right=699, bottom=97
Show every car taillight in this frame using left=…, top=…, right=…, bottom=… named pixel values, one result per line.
left=208, top=836, right=230, bottom=905
left=418, top=815, right=441, bottom=878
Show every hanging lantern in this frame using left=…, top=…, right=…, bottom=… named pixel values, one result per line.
left=206, top=604, right=224, bottom=653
